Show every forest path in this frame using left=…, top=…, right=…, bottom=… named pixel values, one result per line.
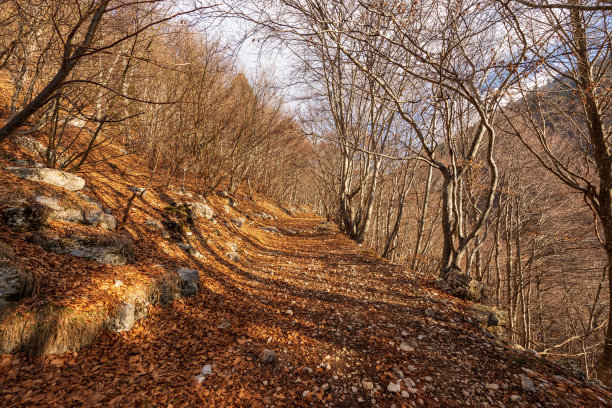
left=1, top=215, right=610, bottom=407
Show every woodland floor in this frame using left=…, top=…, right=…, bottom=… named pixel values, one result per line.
left=0, top=211, right=611, bottom=408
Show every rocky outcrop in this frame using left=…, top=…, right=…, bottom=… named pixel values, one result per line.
left=436, top=270, right=487, bottom=302
left=3, top=203, right=50, bottom=232
left=7, top=167, right=85, bottom=191
left=108, top=301, right=135, bottom=332
left=188, top=202, right=215, bottom=220
left=33, top=195, right=115, bottom=230
left=42, top=235, right=135, bottom=265
left=0, top=262, right=21, bottom=306
left=177, top=267, right=199, bottom=296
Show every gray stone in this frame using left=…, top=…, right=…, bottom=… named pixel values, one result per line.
left=520, top=375, right=537, bottom=393
left=438, top=270, right=487, bottom=302
left=387, top=382, right=401, bottom=393
left=201, top=364, right=213, bottom=375
left=83, top=208, right=104, bottom=225
left=109, top=302, right=135, bottom=332
left=43, top=235, right=135, bottom=265
left=189, top=202, right=214, bottom=220
left=261, top=349, right=277, bottom=364
left=128, top=186, right=146, bottom=195
left=7, top=167, right=85, bottom=191
left=3, top=203, right=50, bottom=232
left=177, top=267, right=199, bottom=296
left=100, top=214, right=116, bottom=231
left=14, top=135, right=45, bottom=154
left=231, top=218, right=244, bottom=228
left=226, top=251, right=240, bottom=262
left=261, top=226, right=280, bottom=234
left=510, top=395, right=522, bottom=402
left=487, top=313, right=500, bottom=327
left=145, top=218, right=164, bottom=230
left=0, top=263, right=21, bottom=305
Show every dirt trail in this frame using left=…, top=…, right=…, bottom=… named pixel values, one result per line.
left=1, top=215, right=610, bottom=407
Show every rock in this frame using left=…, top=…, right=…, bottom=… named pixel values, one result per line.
left=189, top=202, right=214, bottom=220
left=363, top=381, right=374, bottom=390
left=194, top=374, right=206, bottom=386
left=226, top=251, right=240, bottom=262
left=557, top=359, right=586, bottom=380
left=13, top=135, right=45, bottom=154
left=439, top=270, right=487, bottom=302
left=393, top=367, right=405, bottom=379
left=177, top=267, right=199, bottom=296
left=261, top=226, right=280, bottom=234
left=261, top=349, right=277, bottom=364
left=43, top=235, right=135, bottom=265
left=145, top=218, right=164, bottom=230
left=99, top=214, right=116, bottom=231
left=401, top=390, right=410, bottom=398
left=424, top=376, right=433, bottom=382
left=400, top=342, right=414, bottom=352
left=487, top=313, right=499, bottom=327
left=231, top=218, right=244, bottom=228
left=7, top=167, right=85, bottom=191
left=108, top=302, right=135, bottom=332
left=201, top=364, right=213, bottom=375
left=83, top=208, right=104, bottom=225
left=510, top=395, right=522, bottom=402
left=285, top=309, right=293, bottom=316
left=486, top=383, right=499, bottom=390
left=3, top=203, right=50, bottom=232
left=128, top=186, right=146, bottom=195
left=387, top=382, right=401, bottom=393
left=0, top=262, right=21, bottom=305
left=321, top=383, right=330, bottom=392
left=407, top=365, right=417, bottom=372
left=34, top=196, right=83, bottom=223
left=520, top=375, right=537, bottom=393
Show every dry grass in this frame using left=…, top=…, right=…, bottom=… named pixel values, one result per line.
left=0, top=305, right=107, bottom=356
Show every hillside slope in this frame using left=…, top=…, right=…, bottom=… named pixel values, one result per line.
left=0, top=135, right=610, bottom=407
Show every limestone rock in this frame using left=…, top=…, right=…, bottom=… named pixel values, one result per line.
left=231, top=218, right=245, bottom=228
left=43, top=235, right=135, bottom=265
left=261, top=349, right=277, bottom=364
left=3, top=203, right=50, bottom=232
left=189, top=202, right=214, bottom=220
left=108, top=302, right=135, bottom=332
left=437, top=270, right=487, bottom=302
left=7, top=167, right=85, bottom=191
left=177, top=267, right=199, bottom=296
left=226, top=251, right=240, bottom=262
left=0, top=262, right=21, bottom=305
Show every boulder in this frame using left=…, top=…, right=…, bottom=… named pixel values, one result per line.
left=226, top=251, right=240, bottom=262
left=177, top=267, right=199, bottom=296
left=100, top=214, right=116, bottom=231
left=189, top=202, right=214, bottom=220
left=437, top=270, right=487, bottom=302
left=7, top=167, right=85, bottom=191
left=13, top=135, right=45, bottom=155
left=108, top=301, right=135, bottom=332
left=0, top=262, right=21, bottom=305
left=35, top=195, right=82, bottom=223
left=43, top=235, right=135, bottom=265
left=3, top=203, right=50, bottom=232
